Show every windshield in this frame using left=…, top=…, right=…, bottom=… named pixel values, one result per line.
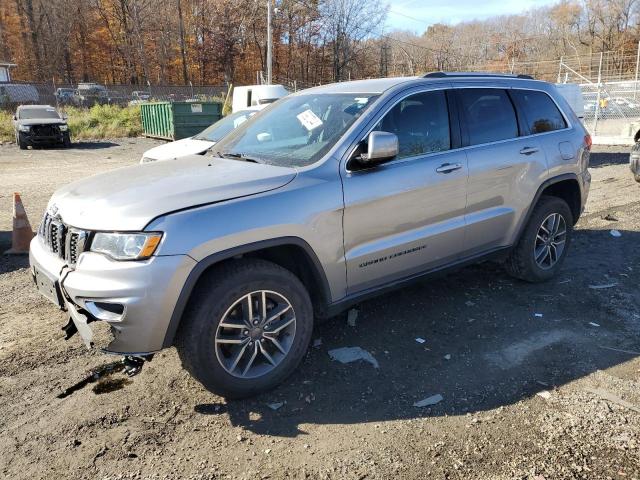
left=194, top=110, right=257, bottom=142
left=18, top=107, right=61, bottom=120
left=213, top=93, right=378, bottom=168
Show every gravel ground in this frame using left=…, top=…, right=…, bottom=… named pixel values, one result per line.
left=0, top=140, right=639, bottom=480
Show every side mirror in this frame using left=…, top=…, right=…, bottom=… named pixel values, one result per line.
left=361, top=131, right=398, bottom=165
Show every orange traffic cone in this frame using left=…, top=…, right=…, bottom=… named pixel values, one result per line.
left=4, top=193, right=35, bottom=255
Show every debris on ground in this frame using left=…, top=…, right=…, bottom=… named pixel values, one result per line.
left=600, top=345, right=640, bottom=355
left=347, top=309, right=358, bottom=327
left=588, top=282, right=618, bottom=289
left=603, top=213, right=619, bottom=221
left=267, top=402, right=284, bottom=411
left=610, top=229, right=622, bottom=237
left=536, top=390, right=552, bottom=400
left=585, top=388, right=640, bottom=414
left=328, top=347, right=379, bottom=368
left=444, top=354, right=451, bottom=360
left=415, top=337, right=426, bottom=344
left=589, top=322, right=601, bottom=327
left=534, top=313, right=544, bottom=318
left=413, top=394, right=443, bottom=408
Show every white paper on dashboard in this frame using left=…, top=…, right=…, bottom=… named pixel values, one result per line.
left=297, top=109, right=323, bottom=131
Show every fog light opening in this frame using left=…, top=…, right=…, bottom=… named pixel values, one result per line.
left=84, top=301, right=125, bottom=322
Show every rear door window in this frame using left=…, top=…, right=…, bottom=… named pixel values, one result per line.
left=374, top=90, right=451, bottom=158
left=458, top=89, right=518, bottom=146
left=511, top=89, right=567, bottom=134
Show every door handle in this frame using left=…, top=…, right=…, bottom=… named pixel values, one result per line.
left=519, top=147, right=540, bottom=155
left=435, top=162, right=462, bottom=174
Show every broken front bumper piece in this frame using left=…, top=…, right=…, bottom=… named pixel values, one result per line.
left=29, top=233, right=196, bottom=354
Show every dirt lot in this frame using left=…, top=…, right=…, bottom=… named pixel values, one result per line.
left=1, top=139, right=639, bottom=480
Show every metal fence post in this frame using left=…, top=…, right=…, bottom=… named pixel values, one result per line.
left=557, top=56, right=563, bottom=83
left=592, top=52, right=603, bottom=136
left=634, top=41, right=640, bottom=100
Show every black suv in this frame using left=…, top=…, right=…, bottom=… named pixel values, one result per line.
left=13, top=105, right=71, bottom=149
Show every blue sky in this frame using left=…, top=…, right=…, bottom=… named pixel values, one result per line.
left=386, top=0, right=559, bottom=33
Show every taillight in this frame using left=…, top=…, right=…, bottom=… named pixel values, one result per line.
left=584, top=134, right=592, bottom=151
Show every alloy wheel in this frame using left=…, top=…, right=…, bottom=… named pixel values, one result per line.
left=534, top=212, right=567, bottom=270
left=215, top=290, right=296, bottom=379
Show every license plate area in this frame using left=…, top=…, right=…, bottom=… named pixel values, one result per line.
left=34, top=266, right=64, bottom=309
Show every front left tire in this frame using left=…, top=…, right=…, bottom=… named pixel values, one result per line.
left=176, top=258, right=314, bottom=399
left=16, top=132, right=27, bottom=150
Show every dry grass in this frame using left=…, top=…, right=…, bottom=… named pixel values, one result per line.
left=0, top=105, right=142, bottom=143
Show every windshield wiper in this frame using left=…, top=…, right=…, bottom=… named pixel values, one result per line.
left=214, top=151, right=263, bottom=164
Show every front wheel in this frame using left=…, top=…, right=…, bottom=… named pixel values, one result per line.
left=16, top=132, right=27, bottom=150
left=63, top=133, right=71, bottom=147
left=505, top=196, right=573, bottom=282
left=176, top=259, right=313, bottom=399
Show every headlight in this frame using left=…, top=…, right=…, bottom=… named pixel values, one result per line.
left=59, top=124, right=68, bottom=131
left=18, top=125, right=30, bottom=132
left=90, top=232, right=162, bottom=260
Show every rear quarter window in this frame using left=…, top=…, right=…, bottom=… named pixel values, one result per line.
left=512, top=89, right=567, bottom=134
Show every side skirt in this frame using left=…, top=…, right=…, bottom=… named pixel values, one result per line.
left=324, top=246, right=511, bottom=318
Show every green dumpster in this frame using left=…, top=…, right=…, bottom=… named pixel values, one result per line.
left=140, top=101, right=222, bottom=140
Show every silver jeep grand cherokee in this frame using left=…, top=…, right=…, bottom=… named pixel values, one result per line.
left=30, top=73, right=591, bottom=398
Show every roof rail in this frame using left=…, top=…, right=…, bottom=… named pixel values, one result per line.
left=424, top=71, right=534, bottom=80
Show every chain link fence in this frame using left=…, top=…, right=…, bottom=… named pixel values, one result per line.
left=0, top=82, right=227, bottom=111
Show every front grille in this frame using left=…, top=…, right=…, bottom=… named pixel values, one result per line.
left=39, top=212, right=87, bottom=265
left=32, top=124, right=59, bottom=137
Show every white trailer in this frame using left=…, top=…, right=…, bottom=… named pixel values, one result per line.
left=232, top=84, right=288, bottom=112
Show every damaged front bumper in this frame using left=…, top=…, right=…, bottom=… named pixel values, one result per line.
left=29, top=235, right=196, bottom=354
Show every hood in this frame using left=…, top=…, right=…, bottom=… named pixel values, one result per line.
left=50, top=155, right=297, bottom=231
left=17, top=118, right=67, bottom=127
left=142, top=137, right=214, bottom=162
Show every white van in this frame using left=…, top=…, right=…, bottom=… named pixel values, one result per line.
left=555, top=83, right=585, bottom=120
left=232, top=84, right=288, bottom=112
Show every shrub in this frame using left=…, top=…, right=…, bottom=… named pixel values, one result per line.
left=0, top=110, right=14, bottom=142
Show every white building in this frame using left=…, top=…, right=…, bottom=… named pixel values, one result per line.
left=0, top=62, right=16, bottom=82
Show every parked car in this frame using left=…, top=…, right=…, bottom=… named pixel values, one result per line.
left=129, top=91, right=151, bottom=106
left=140, top=109, right=259, bottom=163
left=55, top=88, right=75, bottom=105
left=30, top=73, right=591, bottom=398
left=71, top=82, right=109, bottom=107
left=13, top=104, right=71, bottom=149
left=630, top=131, right=640, bottom=182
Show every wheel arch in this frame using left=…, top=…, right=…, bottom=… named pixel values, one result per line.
left=515, top=174, right=582, bottom=245
left=162, top=237, right=332, bottom=348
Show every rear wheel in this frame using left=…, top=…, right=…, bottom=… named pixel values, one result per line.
left=176, top=259, right=313, bottom=399
left=506, top=196, right=573, bottom=282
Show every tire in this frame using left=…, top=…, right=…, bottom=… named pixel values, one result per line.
left=63, top=133, right=71, bottom=148
left=176, top=258, right=313, bottom=399
left=16, top=133, right=27, bottom=150
left=635, top=174, right=640, bottom=183
left=505, top=196, right=573, bottom=283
